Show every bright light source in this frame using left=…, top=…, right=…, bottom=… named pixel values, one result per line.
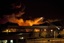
left=2, top=40, right=7, bottom=43
left=40, top=17, right=43, bottom=19
left=44, top=29, right=46, bottom=31
left=57, top=28, right=60, bottom=30
left=34, top=29, right=40, bottom=32
left=56, top=26, right=60, bottom=30
left=51, top=29, right=53, bottom=32
left=10, top=40, right=13, bottom=43
left=20, top=37, right=24, bottom=39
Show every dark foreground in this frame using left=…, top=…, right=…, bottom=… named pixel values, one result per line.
left=26, top=38, right=64, bottom=43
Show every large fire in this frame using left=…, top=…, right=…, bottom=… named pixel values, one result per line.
left=1, top=3, right=44, bottom=32
left=1, top=3, right=59, bottom=32
left=7, top=14, right=44, bottom=26
left=18, top=17, right=43, bottom=26
left=2, top=17, right=44, bottom=32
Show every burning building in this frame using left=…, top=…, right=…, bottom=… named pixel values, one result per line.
left=0, top=0, right=64, bottom=43
left=0, top=0, right=45, bottom=40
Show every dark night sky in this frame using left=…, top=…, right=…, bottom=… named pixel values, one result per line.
left=21, top=0, right=64, bottom=19
left=0, top=0, right=64, bottom=19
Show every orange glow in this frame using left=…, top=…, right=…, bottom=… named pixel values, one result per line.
left=2, top=28, right=17, bottom=32
left=44, top=29, right=47, bottom=31
left=3, top=29, right=11, bottom=32
left=8, top=17, right=44, bottom=26
left=34, top=29, right=40, bottom=32
left=26, top=29, right=32, bottom=32
left=3, top=17, right=44, bottom=32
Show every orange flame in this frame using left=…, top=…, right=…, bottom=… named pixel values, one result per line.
left=8, top=16, right=44, bottom=26
left=2, top=16, right=44, bottom=32
left=1, top=4, right=44, bottom=32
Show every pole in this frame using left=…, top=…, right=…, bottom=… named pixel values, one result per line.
left=54, top=31, right=55, bottom=38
